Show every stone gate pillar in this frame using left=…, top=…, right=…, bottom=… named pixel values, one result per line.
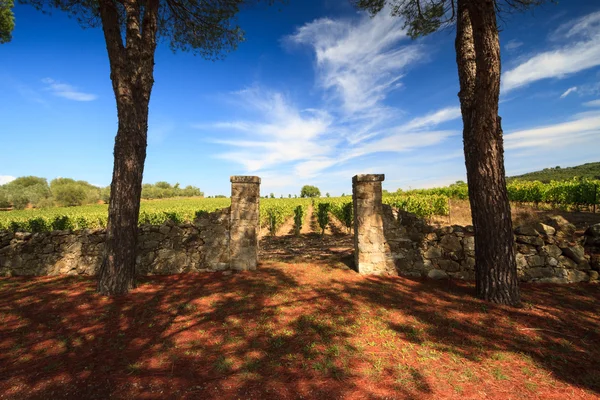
left=352, top=174, right=397, bottom=275
left=230, top=176, right=261, bottom=270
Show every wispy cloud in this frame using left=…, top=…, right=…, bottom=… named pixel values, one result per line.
left=197, top=86, right=458, bottom=180
left=200, top=87, right=336, bottom=173
left=285, top=10, right=423, bottom=116
left=193, top=10, right=461, bottom=190
left=560, top=86, right=578, bottom=98
left=401, top=107, right=461, bottom=132
left=0, top=175, right=16, bottom=185
left=502, top=11, right=600, bottom=92
left=42, top=78, right=97, bottom=101
left=505, top=111, right=600, bottom=149
left=504, top=39, right=523, bottom=52
left=583, top=99, right=600, bottom=107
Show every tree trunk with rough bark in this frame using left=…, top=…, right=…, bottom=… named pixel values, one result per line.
left=96, top=0, right=159, bottom=296
left=455, top=0, right=520, bottom=306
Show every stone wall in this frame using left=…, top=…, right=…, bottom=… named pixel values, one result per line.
left=352, top=172, right=599, bottom=284
left=381, top=206, right=599, bottom=283
left=0, top=176, right=261, bottom=277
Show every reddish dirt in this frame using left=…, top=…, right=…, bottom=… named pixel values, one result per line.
left=1, top=256, right=599, bottom=399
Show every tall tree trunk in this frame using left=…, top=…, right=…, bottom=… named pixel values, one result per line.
left=96, top=0, right=158, bottom=296
left=455, top=0, right=520, bottom=306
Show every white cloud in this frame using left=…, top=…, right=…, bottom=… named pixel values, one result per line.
left=199, top=86, right=458, bottom=179
left=502, top=11, right=600, bottom=92
left=504, top=40, right=523, bottom=51
left=201, top=87, right=336, bottom=173
left=194, top=12, right=460, bottom=190
left=42, top=78, right=98, bottom=101
left=583, top=99, right=600, bottom=107
left=560, top=86, right=578, bottom=98
left=505, top=112, right=600, bottom=149
left=286, top=10, right=423, bottom=115
left=0, top=175, right=16, bottom=185
left=401, top=107, right=461, bottom=131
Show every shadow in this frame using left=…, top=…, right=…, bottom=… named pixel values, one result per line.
left=1, top=259, right=599, bottom=399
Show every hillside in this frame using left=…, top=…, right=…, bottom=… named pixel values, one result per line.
left=509, top=162, right=600, bottom=183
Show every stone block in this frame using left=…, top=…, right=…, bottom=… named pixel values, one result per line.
left=427, top=269, right=448, bottom=280
left=562, top=245, right=586, bottom=264
left=541, top=244, right=562, bottom=258
left=462, top=236, right=475, bottom=252
left=440, top=235, right=462, bottom=252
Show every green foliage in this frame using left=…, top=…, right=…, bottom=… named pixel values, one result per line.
left=340, top=202, right=353, bottom=231
left=354, top=0, right=550, bottom=39
left=22, top=0, right=281, bottom=60
left=50, top=178, right=99, bottom=207
left=384, top=194, right=449, bottom=219
left=0, top=176, right=52, bottom=209
left=300, top=185, right=321, bottom=198
left=100, top=186, right=111, bottom=203
left=0, top=198, right=231, bottom=233
left=0, top=0, right=15, bottom=44
left=396, top=178, right=600, bottom=210
left=266, top=207, right=284, bottom=236
left=11, top=194, right=30, bottom=210
left=293, top=205, right=303, bottom=236
left=317, top=202, right=330, bottom=235
left=508, top=162, right=600, bottom=183
left=0, top=191, right=10, bottom=208
left=53, top=183, right=87, bottom=207
left=141, top=182, right=203, bottom=199
left=259, top=198, right=310, bottom=234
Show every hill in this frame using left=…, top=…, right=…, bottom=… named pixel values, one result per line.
left=508, top=162, right=600, bottom=183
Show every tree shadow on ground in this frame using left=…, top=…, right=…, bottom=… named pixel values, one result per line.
left=0, top=259, right=598, bottom=399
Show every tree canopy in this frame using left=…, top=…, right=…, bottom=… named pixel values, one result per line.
left=22, top=0, right=277, bottom=59
left=354, top=0, right=547, bottom=39
left=300, top=185, right=321, bottom=198
left=0, top=0, right=14, bottom=43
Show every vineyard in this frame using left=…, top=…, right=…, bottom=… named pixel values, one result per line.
left=0, top=178, right=598, bottom=233
left=405, top=178, right=600, bottom=208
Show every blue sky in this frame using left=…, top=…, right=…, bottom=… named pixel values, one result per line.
left=1, top=0, right=599, bottom=196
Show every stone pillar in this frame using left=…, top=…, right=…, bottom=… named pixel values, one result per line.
left=352, top=174, right=397, bottom=275
left=230, top=176, right=261, bottom=271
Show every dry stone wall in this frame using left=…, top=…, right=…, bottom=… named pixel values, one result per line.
left=381, top=207, right=598, bottom=283
left=0, top=176, right=261, bottom=277
left=353, top=173, right=599, bottom=284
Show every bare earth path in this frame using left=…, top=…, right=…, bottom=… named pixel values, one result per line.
left=260, top=205, right=353, bottom=264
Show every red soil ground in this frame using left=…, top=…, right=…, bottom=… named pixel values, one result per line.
left=1, top=252, right=599, bottom=399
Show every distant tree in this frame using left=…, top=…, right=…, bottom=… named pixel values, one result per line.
left=23, top=0, right=282, bottom=296
left=300, top=185, right=321, bottom=198
left=154, top=181, right=172, bottom=190
left=269, top=193, right=275, bottom=199
left=325, top=192, right=330, bottom=197
left=1, top=176, right=51, bottom=208
left=0, top=191, right=9, bottom=208
left=288, top=194, right=291, bottom=198
left=341, top=193, right=345, bottom=197
left=100, top=186, right=111, bottom=203
left=355, top=0, right=549, bottom=306
left=0, top=0, right=14, bottom=44
left=53, top=183, right=87, bottom=207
